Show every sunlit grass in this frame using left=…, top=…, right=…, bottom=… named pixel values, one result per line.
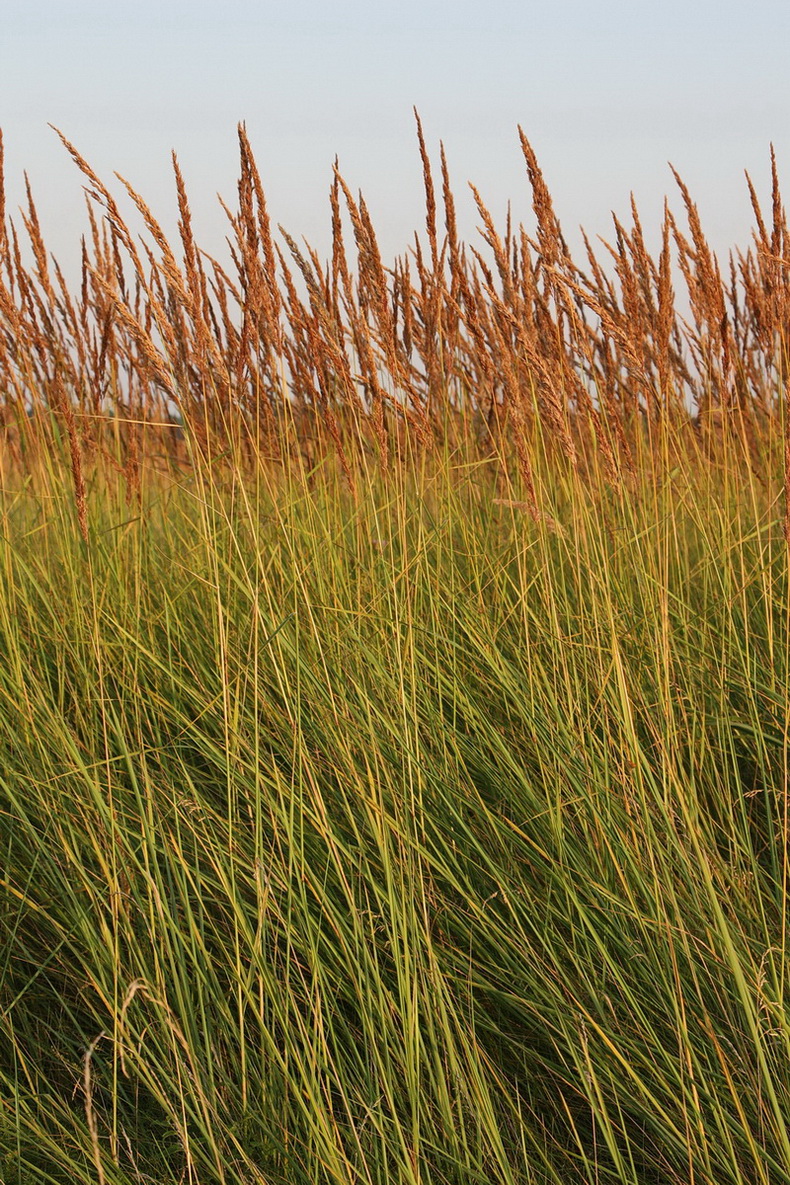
left=0, top=420, right=788, bottom=1184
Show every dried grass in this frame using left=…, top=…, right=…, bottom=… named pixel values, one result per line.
left=0, top=120, right=788, bottom=518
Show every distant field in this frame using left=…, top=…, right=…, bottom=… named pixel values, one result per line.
left=0, top=123, right=789, bottom=1184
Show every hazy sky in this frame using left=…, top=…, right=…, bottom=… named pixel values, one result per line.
left=2, top=0, right=789, bottom=282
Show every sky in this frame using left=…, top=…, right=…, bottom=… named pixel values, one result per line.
left=2, top=0, right=789, bottom=285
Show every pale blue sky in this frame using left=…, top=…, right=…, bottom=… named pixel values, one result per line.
left=2, top=1, right=789, bottom=281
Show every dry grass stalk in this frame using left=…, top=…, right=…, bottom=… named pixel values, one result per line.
left=0, top=123, right=787, bottom=517
left=785, top=394, right=790, bottom=550
left=0, top=129, right=5, bottom=257
left=414, top=108, right=438, bottom=274
left=52, top=374, right=88, bottom=541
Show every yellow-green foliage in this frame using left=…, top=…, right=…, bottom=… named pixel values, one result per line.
left=0, top=128, right=789, bottom=1184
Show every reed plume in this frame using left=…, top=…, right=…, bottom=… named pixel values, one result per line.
left=0, top=119, right=786, bottom=520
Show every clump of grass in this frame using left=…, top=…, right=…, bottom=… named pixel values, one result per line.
left=0, top=124, right=789, bottom=1184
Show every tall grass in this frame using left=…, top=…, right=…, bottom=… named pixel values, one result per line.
left=0, top=118, right=787, bottom=515
left=0, top=121, right=789, bottom=1183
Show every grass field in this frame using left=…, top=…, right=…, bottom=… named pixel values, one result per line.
left=1, top=121, right=789, bottom=1183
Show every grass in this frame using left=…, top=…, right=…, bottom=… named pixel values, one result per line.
left=0, top=120, right=789, bottom=1182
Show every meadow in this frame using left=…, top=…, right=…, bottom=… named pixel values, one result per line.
left=0, top=119, right=789, bottom=1184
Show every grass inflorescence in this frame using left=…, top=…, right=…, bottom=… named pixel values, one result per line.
left=0, top=120, right=789, bottom=1184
